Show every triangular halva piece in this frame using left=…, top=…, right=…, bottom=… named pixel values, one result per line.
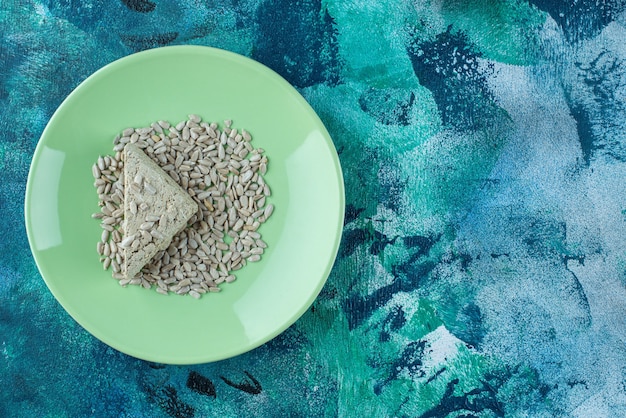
left=122, top=143, right=198, bottom=279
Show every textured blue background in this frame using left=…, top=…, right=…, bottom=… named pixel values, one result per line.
left=2, top=0, right=626, bottom=416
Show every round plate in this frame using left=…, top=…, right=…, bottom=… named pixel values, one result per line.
left=25, top=46, right=344, bottom=364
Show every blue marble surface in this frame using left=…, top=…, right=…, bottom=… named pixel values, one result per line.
left=2, top=0, right=626, bottom=416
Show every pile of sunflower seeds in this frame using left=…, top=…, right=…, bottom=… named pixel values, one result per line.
left=91, top=115, right=273, bottom=298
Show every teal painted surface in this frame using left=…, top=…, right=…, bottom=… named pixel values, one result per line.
left=2, top=0, right=626, bottom=416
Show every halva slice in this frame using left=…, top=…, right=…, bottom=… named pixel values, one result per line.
left=122, top=143, right=198, bottom=279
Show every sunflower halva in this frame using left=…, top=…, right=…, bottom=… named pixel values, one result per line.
left=121, top=143, right=198, bottom=280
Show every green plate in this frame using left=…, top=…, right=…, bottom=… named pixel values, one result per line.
left=25, top=46, right=344, bottom=364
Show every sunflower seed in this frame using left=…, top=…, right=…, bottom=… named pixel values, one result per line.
left=143, top=182, right=156, bottom=195
left=176, top=286, right=190, bottom=295
left=248, top=231, right=261, bottom=239
left=119, top=235, right=136, bottom=248
left=240, top=170, right=253, bottom=184
left=140, top=221, right=155, bottom=231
